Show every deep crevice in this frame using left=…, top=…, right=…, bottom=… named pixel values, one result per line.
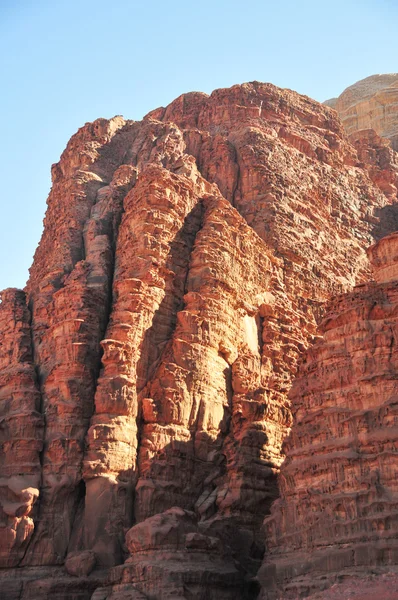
left=229, top=140, right=240, bottom=209
left=17, top=296, right=46, bottom=566
left=136, top=199, right=206, bottom=393
left=257, top=313, right=265, bottom=355
left=134, top=197, right=207, bottom=509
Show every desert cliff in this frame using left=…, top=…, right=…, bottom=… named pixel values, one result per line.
left=1, top=79, right=398, bottom=599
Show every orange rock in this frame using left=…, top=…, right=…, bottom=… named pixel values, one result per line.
left=261, top=231, right=398, bottom=598
left=0, top=289, right=43, bottom=567
left=0, top=80, right=397, bottom=598
left=325, top=74, right=398, bottom=150
left=97, top=507, right=246, bottom=599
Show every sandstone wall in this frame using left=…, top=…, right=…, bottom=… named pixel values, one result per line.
left=260, top=232, right=398, bottom=598
left=325, top=74, right=398, bottom=150
left=0, top=81, right=397, bottom=599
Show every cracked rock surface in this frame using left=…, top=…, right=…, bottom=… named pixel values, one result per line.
left=261, top=232, right=398, bottom=598
left=1, top=80, right=398, bottom=599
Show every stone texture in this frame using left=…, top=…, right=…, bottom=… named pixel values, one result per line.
left=65, top=551, right=96, bottom=577
left=0, top=289, right=43, bottom=567
left=349, top=128, right=398, bottom=202
left=93, top=507, right=247, bottom=600
left=325, top=74, right=398, bottom=150
left=260, top=232, right=398, bottom=598
left=1, top=80, right=398, bottom=598
left=0, top=566, right=106, bottom=600
left=368, top=230, right=398, bottom=283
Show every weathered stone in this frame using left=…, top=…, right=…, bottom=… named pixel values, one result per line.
left=1, top=79, right=398, bottom=598
left=325, top=73, right=398, bottom=150
left=261, top=231, right=398, bottom=598
left=65, top=551, right=96, bottom=577
left=100, top=507, right=246, bottom=599
left=0, top=289, right=43, bottom=567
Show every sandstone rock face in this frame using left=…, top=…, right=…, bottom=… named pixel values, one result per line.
left=92, top=507, right=246, bottom=599
left=0, top=81, right=397, bottom=598
left=348, top=128, right=398, bottom=202
left=326, top=74, right=398, bottom=150
left=260, top=232, right=398, bottom=598
left=0, top=289, right=43, bottom=567
left=368, top=230, right=398, bottom=283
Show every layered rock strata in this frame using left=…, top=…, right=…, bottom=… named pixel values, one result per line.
left=261, top=232, right=398, bottom=598
left=348, top=128, right=398, bottom=203
left=325, top=74, right=398, bottom=150
left=0, top=81, right=397, bottom=598
left=0, top=289, right=43, bottom=567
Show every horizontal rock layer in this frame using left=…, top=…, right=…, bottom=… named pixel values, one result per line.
left=261, top=232, right=398, bottom=598
left=326, top=74, right=398, bottom=150
left=1, top=80, right=398, bottom=598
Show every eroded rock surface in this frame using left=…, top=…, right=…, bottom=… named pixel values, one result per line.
left=326, top=74, right=398, bottom=150
left=260, top=232, right=398, bottom=598
left=92, top=507, right=246, bottom=599
left=0, top=289, right=43, bottom=567
left=1, top=81, right=397, bottom=598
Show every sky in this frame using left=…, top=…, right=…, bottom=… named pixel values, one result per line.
left=0, top=0, right=397, bottom=291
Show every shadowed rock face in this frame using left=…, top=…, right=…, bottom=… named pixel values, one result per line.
left=0, top=289, right=43, bottom=567
left=0, top=81, right=397, bottom=599
left=260, top=232, right=398, bottom=599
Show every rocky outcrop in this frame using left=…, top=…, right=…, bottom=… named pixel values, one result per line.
left=92, top=507, right=247, bottom=599
left=325, top=74, right=398, bottom=150
left=1, top=81, right=397, bottom=598
left=349, top=128, right=398, bottom=202
left=0, top=289, right=43, bottom=567
left=260, top=231, right=398, bottom=598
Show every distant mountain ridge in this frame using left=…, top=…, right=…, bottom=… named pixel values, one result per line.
left=325, top=73, right=398, bottom=149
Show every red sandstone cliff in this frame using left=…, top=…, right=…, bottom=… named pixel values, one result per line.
left=261, top=232, right=398, bottom=598
left=1, top=81, right=398, bottom=599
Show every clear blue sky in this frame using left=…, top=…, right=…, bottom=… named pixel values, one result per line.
left=1, top=0, right=397, bottom=291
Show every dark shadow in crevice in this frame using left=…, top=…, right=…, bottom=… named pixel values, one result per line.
left=123, top=432, right=263, bottom=600
left=136, top=200, right=205, bottom=393
left=372, top=203, right=398, bottom=241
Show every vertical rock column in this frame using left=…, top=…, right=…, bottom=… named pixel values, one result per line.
left=83, top=162, right=215, bottom=565
left=135, top=196, right=275, bottom=532
left=0, top=289, right=43, bottom=567
left=23, top=118, right=135, bottom=566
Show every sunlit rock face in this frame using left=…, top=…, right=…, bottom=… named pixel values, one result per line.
left=0, top=80, right=397, bottom=599
left=325, top=74, right=398, bottom=150
left=260, top=231, right=398, bottom=598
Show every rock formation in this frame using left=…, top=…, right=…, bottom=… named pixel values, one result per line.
left=1, top=80, right=398, bottom=599
left=325, top=74, right=398, bottom=150
left=0, top=289, right=43, bottom=567
left=260, top=232, right=398, bottom=598
left=349, top=128, right=398, bottom=203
